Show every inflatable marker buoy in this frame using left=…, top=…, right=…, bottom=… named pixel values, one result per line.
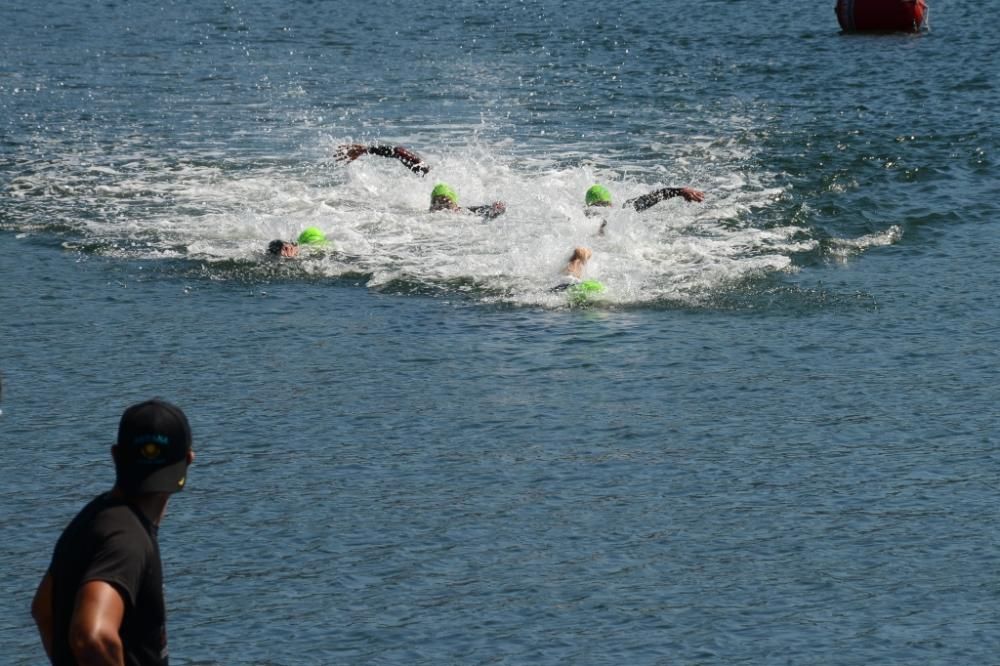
left=836, top=0, right=928, bottom=32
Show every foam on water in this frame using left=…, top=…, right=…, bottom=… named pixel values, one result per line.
left=4, top=128, right=898, bottom=308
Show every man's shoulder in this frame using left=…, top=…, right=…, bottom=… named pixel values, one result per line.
left=67, top=493, right=153, bottom=544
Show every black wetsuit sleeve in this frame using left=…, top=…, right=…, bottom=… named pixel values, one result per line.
left=623, top=187, right=686, bottom=212
left=364, top=145, right=430, bottom=175
left=467, top=203, right=506, bottom=220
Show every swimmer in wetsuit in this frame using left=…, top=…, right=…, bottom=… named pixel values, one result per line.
left=337, top=144, right=704, bottom=209
left=336, top=144, right=506, bottom=220
left=266, top=227, right=329, bottom=259
left=336, top=144, right=431, bottom=175
left=585, top=183, right=705, bottom=210
left=428, top=183, right=506, bottom=220
left=552, top=246, right=604, bottom=299
left=585, top=183, right=705, bottom=235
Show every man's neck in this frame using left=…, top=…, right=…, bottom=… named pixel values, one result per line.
left=110, top=487, right=170, bottom=526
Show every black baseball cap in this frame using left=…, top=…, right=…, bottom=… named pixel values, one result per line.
left=115, top=399, right=192, bottom=494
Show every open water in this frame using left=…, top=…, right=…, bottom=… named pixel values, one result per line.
left=1, top=1, right=998, bottom=663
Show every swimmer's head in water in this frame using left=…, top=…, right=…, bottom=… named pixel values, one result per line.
left=267, top=239, right=299, bottom=258
left=430, top=183, right=459, bottom=210
left=585, top=184, right=613, bottom=207
left=297, top=227, right=327, bottom=246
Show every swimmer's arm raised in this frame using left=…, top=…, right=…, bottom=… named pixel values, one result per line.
left=336, top=144, right=430, bottom=175
left=624, top=186, right=705, bottom=211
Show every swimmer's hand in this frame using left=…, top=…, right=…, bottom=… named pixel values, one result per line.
left=678, top=187, right=705, bottom=203
left=470, top=201, right=506, bottom=220
left=335, top=144, right=368, bottom=163
left=563, top=246, right=592, bottom=279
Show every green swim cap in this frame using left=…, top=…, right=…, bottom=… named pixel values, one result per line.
left=585, top=184, right=612, bottom=206
left=573, top=279, right=605, bottom=294
left=431, top=183, right=458, bottom=205
left=568, top=279, right=605, bottom=304
left=297, top=226, right=327, bottom=245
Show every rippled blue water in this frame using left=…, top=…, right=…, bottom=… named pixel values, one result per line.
left=2, top=1, right=999, bottom=664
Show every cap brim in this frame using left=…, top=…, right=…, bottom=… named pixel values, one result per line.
left=122, top=459, right=190, bottom=494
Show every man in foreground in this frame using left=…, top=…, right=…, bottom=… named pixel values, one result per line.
left=32, top=398, right=195, bottom=665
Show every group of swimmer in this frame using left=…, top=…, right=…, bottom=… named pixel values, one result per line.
left=267, top=144, right=706, bottom=291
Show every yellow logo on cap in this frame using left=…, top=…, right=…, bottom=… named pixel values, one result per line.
left=141, top=443, right=162, bottom=459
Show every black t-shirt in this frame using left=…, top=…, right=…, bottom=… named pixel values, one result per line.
left=47, top=492, right=169, bottom=666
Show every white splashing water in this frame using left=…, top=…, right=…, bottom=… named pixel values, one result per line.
left=7, top=131, right=899, bottom=307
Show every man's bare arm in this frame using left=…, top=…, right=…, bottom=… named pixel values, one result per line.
left=69, top=580, right=127, bottom=666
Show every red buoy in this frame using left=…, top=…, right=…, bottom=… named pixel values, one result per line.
left=836, top=0, right=928, bottom=32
